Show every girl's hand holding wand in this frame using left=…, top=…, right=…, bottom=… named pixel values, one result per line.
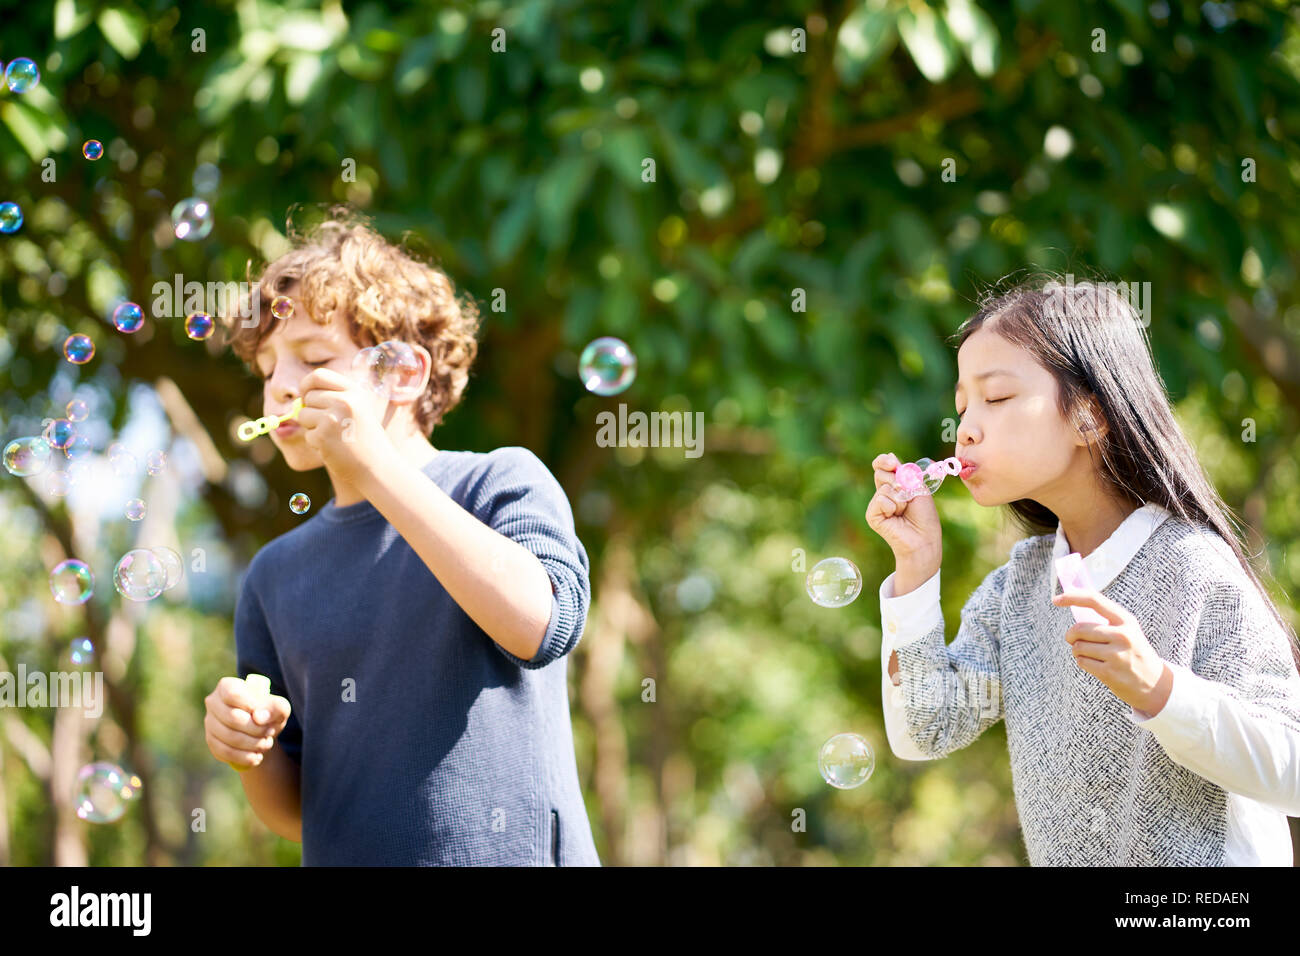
left=1052, top=588, right=1174, bottom=716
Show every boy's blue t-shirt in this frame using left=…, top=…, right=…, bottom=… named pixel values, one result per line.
left=234, top=445, right=601, bottom=865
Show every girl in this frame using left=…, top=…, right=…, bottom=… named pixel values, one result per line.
left=865, top=274, right=1300, bottom=866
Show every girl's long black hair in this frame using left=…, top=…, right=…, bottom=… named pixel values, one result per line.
left=949, top=271, right=1300, bottom=674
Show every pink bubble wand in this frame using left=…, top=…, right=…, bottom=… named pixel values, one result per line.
left=891, top=456, right=963, bottom=501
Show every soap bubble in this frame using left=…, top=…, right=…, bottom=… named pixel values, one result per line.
left=63, top=334, right=95, bottom=364
left=185, top=311, right=213, bottom=340
left=125, top=498, right=147, bottom=521
left=145, top=450, right=166, bottom=475
left=65, top=637, right=96, bottom=668
left=108, top=444, right=136, bottom=478
left=805, top=557, right=863, bottom=608
left=171, top=197, right=213, bottom=241
left=4, top=58, right=39, bottom=93
left=579, top=337, right=637, bottom=395
left=68, top=458, right=93, bottom=485
left=82, top=139, right=104, bottom=161
left=112, top=301, right=144, bottom=333
left=49, top=559, right=94, bottom=605
left=0, top=201, right=22, bottom=234
left=4, top=436, right=52, bottom=476
left=289, top=492, right=311, bottom=515
left=45, top=469, right=72, bottom=496
left=150, top=546, right=183, bottom=590
left=350, top=340, right=421, bottom=399
left=113, top=549, right=167, bottom=602
left=42, top=418, right=75, bottom=449
left=74, top=762, right=142, bottom=824
left=270, top=295, right=294, bottom=320
left=63, top=435, right=93, bottom=460
left=818, top=733, right=875, bottom=789
left=66, top=398, right=89, bottom=421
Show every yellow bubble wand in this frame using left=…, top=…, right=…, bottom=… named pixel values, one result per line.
left=237, top=397, right=303, bottom=442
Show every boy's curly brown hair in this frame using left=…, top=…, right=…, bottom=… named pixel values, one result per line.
left=220, top=207, right=480, bottom=435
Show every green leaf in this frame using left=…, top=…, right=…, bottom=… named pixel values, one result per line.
left=945, top=0, right=1000, bottom=77
left=97, top=8, right=147, bottom=60
left=1, top=101, right=67, bottom=160
left=897, top=3, right=958, bottom=83
left=54, top=0, right=94, bottom=39
left=489, top=186, right=535, bottom=265
left=598, top=127, right=655, bottom=189
left=536, top=154, right=597, bottom=249
left=394, top=35, right=438, bottom=94
left=834, top=5, right=897, bottom=86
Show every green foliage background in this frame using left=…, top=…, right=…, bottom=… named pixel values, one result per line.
left=2, top=0, right=1299, bottom=865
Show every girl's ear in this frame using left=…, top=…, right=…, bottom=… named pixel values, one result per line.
left=1073, top=398, right=1108, bottom=446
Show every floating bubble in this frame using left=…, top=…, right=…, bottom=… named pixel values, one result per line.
left=125, top=498, right=146, bottom=521
left=270, top=295, right=294, bottom=320
left=171, top=197, right=213, bottom=241
left=49, top=559, right=94, bottom=605
left=4, top=58, right=39, bottom=94
left=289, top=492, right=311, bottom=515
left=349, top=340, right=421, bottom=399
left=68, top=458, right=93, bottom=485
left=45, top=469, right=72, bottom=497
left=579, top=336, right=637, bottom=395
left=66, top=398, right=89, bottom=421
left=63, top=333, right=95, bottom=364
left=150, top=546, right=183, bottom=590
left=63, top=435, right=92, bottom=461
left=112, top=301, right=144, bottom=333
left=145, top=450, right=166, bottom=475
left=82, top=139, right=104, bottom=161
left=805, top=557, right=863, bottom=608
left=818, top=733, right=875, bottom=789
left=42, top=418, right=75, bottom=449
left=74, top=762, right=142, bottom=824
left=65, top=637, right=96, bottom=668
left=4, top=436, right=52, bottom=476
left=113, top=549, right=167, bottom=602
left=0, top=201, right=22, bottom=234
left=185, top=311, right=213, bottom=341
left=109, top=444, right=136, bottom=478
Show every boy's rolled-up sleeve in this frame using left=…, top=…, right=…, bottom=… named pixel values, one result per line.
left=233, top=562, right=303, bottom=764
left=472, top=446, right=592, bottom=669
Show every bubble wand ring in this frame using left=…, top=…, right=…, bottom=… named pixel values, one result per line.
left=892, top=456, right=963, bottom=501
left=237, top=397, right=303, bottom=442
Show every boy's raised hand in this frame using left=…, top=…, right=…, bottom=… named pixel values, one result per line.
left=204, top=677, right=292, bottom=771
left=296, top=366, right=394, bottom=487
left=865, top=452, right=943, bottom=562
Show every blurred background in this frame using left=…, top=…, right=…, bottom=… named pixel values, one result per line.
left=2, top=0, right=1299, bottom=865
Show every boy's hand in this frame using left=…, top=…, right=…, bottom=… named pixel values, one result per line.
left=204, top=677, right=292, bottom=771
left=1052, top=589, right=1173, bottom=716
left=296, top=367, right=394, bottom=488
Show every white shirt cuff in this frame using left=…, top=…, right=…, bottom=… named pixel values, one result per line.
left=1125, top=660, right=1210, bottom=732
left=880, top=568, right=942, bottom=693
left=880, top=567, right=942, bottom=649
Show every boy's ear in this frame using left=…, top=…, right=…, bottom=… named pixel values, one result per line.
left=389, top=342, right=434, bottom=405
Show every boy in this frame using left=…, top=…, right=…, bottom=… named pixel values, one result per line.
left=204, top=212, right=600, bottom=865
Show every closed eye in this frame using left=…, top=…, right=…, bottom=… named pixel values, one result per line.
left=956, top=397, right=1010, bottom=416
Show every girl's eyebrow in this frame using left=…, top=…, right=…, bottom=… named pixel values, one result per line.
left=955, top=369, right=1018, bottom=393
